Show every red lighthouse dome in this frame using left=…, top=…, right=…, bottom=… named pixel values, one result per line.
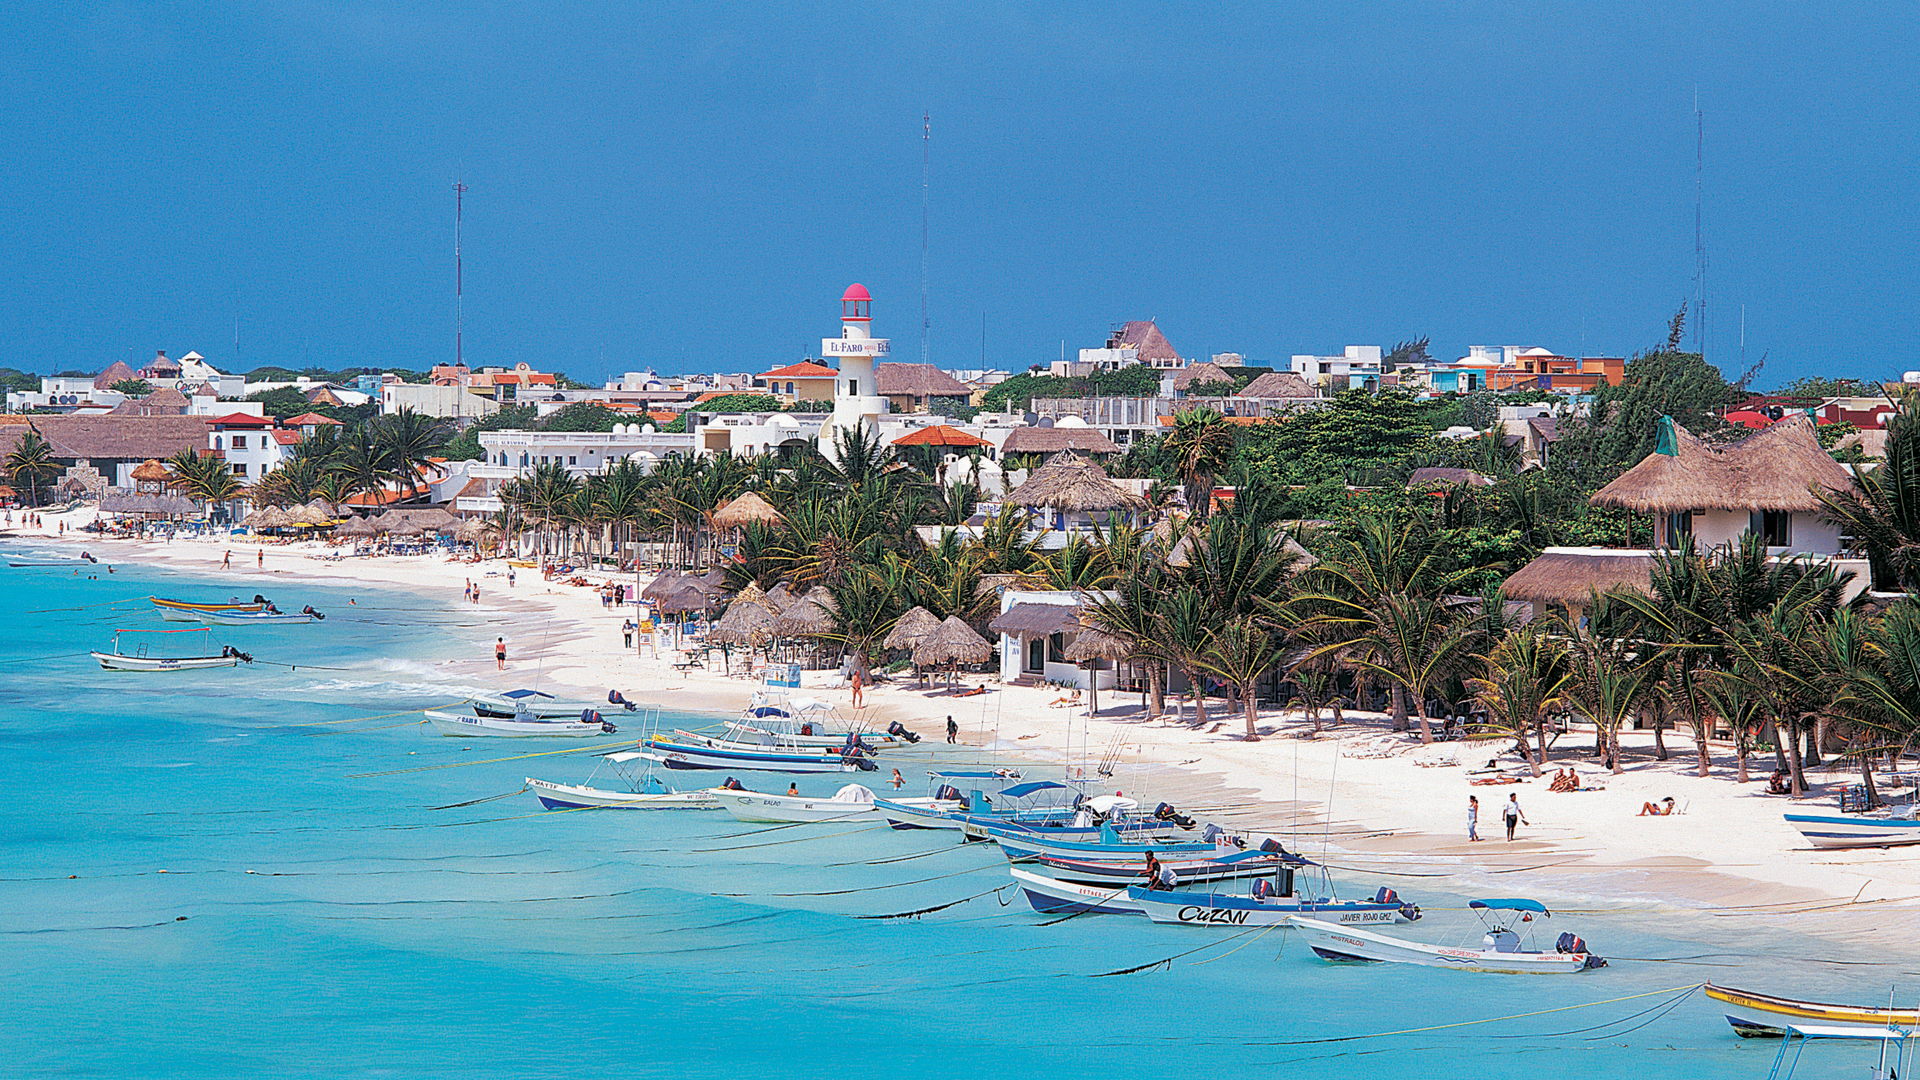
left=841, top=283, right=870, bottom=322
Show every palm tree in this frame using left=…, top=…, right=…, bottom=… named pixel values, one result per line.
left=1558, top=595, right=1654, bottom=775
left=327, top=429, right=396, bottom=502
left=1082, top=539, right=1173, bottom=720
left=4, top=429, right=59, bottom=507
left=1817, top=391, right=1919, bottom=592
left=1163, top=407, right=1236, bottom=515
left=1191, top=613, right=1291, bottom=740
left=370, top=406, right=450, bottom=498
left=823, top=566, right=903, bottom=682
left=593, top=458, right=649, bottom=567
left=1465, top=626, right=1572, bottom=775
left=1614, top=538, right=1720, bottom=776
left=1832, top=600, right=1920, bottom=803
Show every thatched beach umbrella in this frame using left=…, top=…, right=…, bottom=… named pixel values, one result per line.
left=711, top=594, right=777, bottom=647
left=1004, top=450, right=1146, bottom=516
left=640, top=570, right=686, bottom=603
left=883, top=605, right=941, bottom=652
left=771, top=586, right=837, bottom=638
left=1063, top=625, right=1131, bottom=716
left=335, top=515, right=377, bottom=539
left=913, top=615, right=992, bottom=690
left=762, top=581, right=797, bottom=613
left=711, top=491, right=782, bottom=532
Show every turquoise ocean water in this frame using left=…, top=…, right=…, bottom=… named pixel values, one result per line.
left=0, top=549, right=1905, bottom=1077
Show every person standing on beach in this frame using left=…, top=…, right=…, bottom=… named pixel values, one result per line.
left=507, top=567, right=515, bottom=588
left=257, top=549, right=263, bottom=570
left=495, top=637, right=506, bottom=670
left=222, top=550, right=231, bottom=569
left=1468, top=795, right=1480, bottom=842
left=471, top=583, right=480, bottom=604
left=622, top=619, right=635, bottom=648
left=850, top=667, right=864, bottom=709
left=464, top=580, right=472, bottom=603
left=947, top=716, right=957, bottom=744
left=1504, top=793, right=1528, bottom=841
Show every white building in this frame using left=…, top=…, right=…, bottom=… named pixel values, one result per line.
left=208, top=413, right=290, bottom=482
left=991, top=588, right=1118, bottom=690
left=1290, top=345, right=1383, bottom=389
left=382, top=382, right=500, bottom=419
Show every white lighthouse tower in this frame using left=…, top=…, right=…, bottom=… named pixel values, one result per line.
left=822, top=283, right=888, bottom=458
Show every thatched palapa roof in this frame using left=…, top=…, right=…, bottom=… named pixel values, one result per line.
left=711, top=491, right=782, bottom=530
left=1590, top=415, right=1854, bottom=514
left=1004, top=451, right=1145, bottom=513
left=336, top=515, right=378, bottom=537
left=1062, top=626, right=1130, bottom=663
left=1500, top=547, right=1654, bottom=607
left=1000, top=426, right=1121, bottom=455
left=1407, top=467, right=1494, bottom=490
left=913, top=616, right=992, bottom=667
left=711, top=592, right=777, bottom=645
left=883, top=605, right=941, bottom=650
left=989, top=602, right=1084, bottom=637
left=130, top=459, right=173, bottom=483
left=771, top=586, right=837, bottom=637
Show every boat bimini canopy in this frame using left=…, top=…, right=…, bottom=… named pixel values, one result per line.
left=500, top=689, right=557, bottom=700
left=1469, top=899, right=1551, bottom=915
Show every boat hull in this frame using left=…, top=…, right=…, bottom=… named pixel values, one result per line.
left=989, top=828, right=1226, bottom=862
left=1784, top=813, right=1920, bottom=849
left=1130, top=889, right=1408, bottom=928
left=152, top=598, right=265, bottom=613
left=711, top=788, right=893, bottom=823
left=1703, top=983, right=1920, bottom=1038
left=1011, top=868, right=1147, bottom=916
left=1286, top=916, right=1595, bottom=973
left=1034, top=851, right=1284, bottom=888
left=525, top=777, right=718, bottom=809
left=646, top=736, right=865, bottom=773
left=190, top=611, right=316, bottom=626
left=91, top=651, right=239, bottom=671
left=426, top=710, right=609, bottom=738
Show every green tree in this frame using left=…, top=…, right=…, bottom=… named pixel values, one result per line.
left=110, top=378, right=153, bottom=397
left=1163, top=407, right=1237, bottom=514
left=369, top=406, right=450, bottom=497
left=1817, top=392, right=1920, bottom=591
left=244, top=386, right=318, bottom=420
left=1551, top=343, right=1736, bottom=490
left=1465, top=626, right=1572, bottom=774
left=4, top=429, right=60, bottom=506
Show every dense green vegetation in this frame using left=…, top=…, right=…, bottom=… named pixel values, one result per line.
left=978, top=366, right=1164, bottom=412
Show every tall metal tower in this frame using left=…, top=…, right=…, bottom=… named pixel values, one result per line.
left=1693, top=93, right=1706, bottom=357
left=454, top=180, right=468, bottom=367
left=920, top=112, right=930, bottom=367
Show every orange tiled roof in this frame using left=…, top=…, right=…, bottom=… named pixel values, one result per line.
left=759, top=361, right=838, bottom=380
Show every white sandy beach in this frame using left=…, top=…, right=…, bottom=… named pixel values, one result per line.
left=16, top=505, right=1920, bottom=943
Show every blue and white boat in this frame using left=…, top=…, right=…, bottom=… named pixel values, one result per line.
left=874, top=770, right=1029, bottom=830
left=988, top=820, right=1236, bottom=863
left=526, top=751, right=719, bottom=809
left=878, top=778, right=1191, bottom=841
left=1288, top=899, right=1606, bottom=974
left=645, top=731, right=875, bottom=773
left=1785, top=807, right=1920, bottom=849
left=1130, top=875, right=1421, bottom=928
left=1031, top=846, right=1288, bottom=889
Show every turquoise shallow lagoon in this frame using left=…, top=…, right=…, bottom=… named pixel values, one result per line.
left=0, top=550, right=1904, bottom=1077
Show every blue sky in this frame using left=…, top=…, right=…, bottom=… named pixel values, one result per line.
left=2, top=3, right=1914, bottom=388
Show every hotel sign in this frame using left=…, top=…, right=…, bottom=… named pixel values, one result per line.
left=822, top=338, right=890, bottom=356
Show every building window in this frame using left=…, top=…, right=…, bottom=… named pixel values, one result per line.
left=1047, top=632, right=1066, bottom=664
left=848, top=379, right=858, bottom=395
left=231, top=435, right=247, bottom=449
left=568, top=456, right=576, bottom=465
left=213, top=436, right=223, bottom=450
left=231, top=463, right=247, bottom=476
left=1663, top=511, right=1693, bottom=546
left=1752, top=509, right=1791, bottom=547
left=1025, top=637, right=1045, bottom=673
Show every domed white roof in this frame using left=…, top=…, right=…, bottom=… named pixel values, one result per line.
left=1054, top=415, right=1087, bottom=428
left=769, top=413, right=799, bottom=428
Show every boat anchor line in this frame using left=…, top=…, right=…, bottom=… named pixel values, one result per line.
left=856, top=883, right=1016, bottom=920
left=294, top=701, right=476, bottom=728
left=426, top=786, right=529, bottom=811
left=1249, top=982, right=1707, bottom=1046
left=304, top=719, right=430, bottom=736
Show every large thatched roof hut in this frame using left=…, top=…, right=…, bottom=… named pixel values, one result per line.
left=1500, top=547, right=1655, bottom=610
left=711, top=593, right=777, bottom=646
left=1004, top=451, right=1145, bottom=513
left=913, top=616, right=992, bottom=669
left=882, top=605, right=941, bottom=650
left=771, top=586, right=837, bottom=637
left=1590, top=415, right=1852, bottom=514
left=711, top=491, right=782, bottom=531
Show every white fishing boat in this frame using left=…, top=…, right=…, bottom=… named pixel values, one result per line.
left=1129, top=865, right=1421, bottom=928
left=1705, top=983, right=1920, bottom=1039
left=730, top=695, right=916, bottom=749
left=427, top=694, right=619, bottom=737
left=152, top=595, right=269, bottom=619
left=90, top=628, right=252, bottom=672
left=1785, top=807, right=1920, bottom=849
left=526, top=751, right=719, bottom=809
left=875, top=770, right=1028, bottom=830
left=1011, top=867, right=1148, bottom=916
left=190, top=606, right=324, bottom=625
left=1287, top=899, right=1605, bottom=974
left=710, top=783, right=890, bottom=823
left=646, top=730, right=875, bottom=773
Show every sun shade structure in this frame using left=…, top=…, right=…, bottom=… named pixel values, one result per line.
left=1061, top=626, right=1129, bottom=663
left=711, top=491, right=782, bottom=531
left=1500, top=547, right=1655, bottom=607
left=762, top=581, right=797, bottom=613
left=912, top=615, right=992, bottom=668
left=1003, top=451, right=1145, bottom=513
left=335, top=515, right=379, bottom=538
left=771, top=586, right=837, bottom=637
left=711, top=594, right=777, bottom=646
left=882, top=605, right=942, bottom=650
left=892, top=425, right=992, bottom=449
left=1589, top=414, right=1853, bottom=514
left=988, top=603, right=1085, bottom=637
left=130, top=459, right=173, bottom=484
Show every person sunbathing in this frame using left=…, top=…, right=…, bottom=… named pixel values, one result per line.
left=1048, top=689, right=1083, bottom=708
left=1638, top=797, right=1676, bottom=817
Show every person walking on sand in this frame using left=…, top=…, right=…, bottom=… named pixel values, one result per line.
left=947, top=716, right=957, bottom=744
left=222, top=550, right=231, bottom=569
left=1468, top=795, right=1481, bottom=842
left=1504, top=793, right=1528, bottom=841
left=495, top=637, right=506, bottom=671
left=850, top=666, right=864, bottom=709
left=471, top=582, right=479, bottom=604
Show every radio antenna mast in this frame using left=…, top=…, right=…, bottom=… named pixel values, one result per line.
left=1693, top=91, right=1706, bottom=357
left=454, top=179, right=468, bottom=367
left=920, top=112, right=930, bottom=367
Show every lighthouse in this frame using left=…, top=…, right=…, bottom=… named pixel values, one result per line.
left=822, top=283, right=888, bottom=457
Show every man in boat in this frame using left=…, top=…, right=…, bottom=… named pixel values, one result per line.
left=786, top=782, right=799, bottom=797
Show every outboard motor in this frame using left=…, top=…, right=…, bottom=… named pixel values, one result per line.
left=1374, top=887, right=1398, bottom=905
left=886, top=720, right=921, bottom=743
left=1555, top=932, right=1584, bottom=954
left=302, top=605, right=325, bottom=620
left=607, top=690, right=636, bottom=711
left=253, top=594, right=268, bottom=605
left=1154, top=801, right=1196, bottom=829
left=934, top=784, right=963, bottom=803
left=721, top=777, right=744, bottom=791
left=1251, top=877, right=1275, bottom=899
left=1399, top=901, right=1423, bottom=922
left=1259, top=837, right=1287, bottom=855
left=850, top=756, right=877, bottom=772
